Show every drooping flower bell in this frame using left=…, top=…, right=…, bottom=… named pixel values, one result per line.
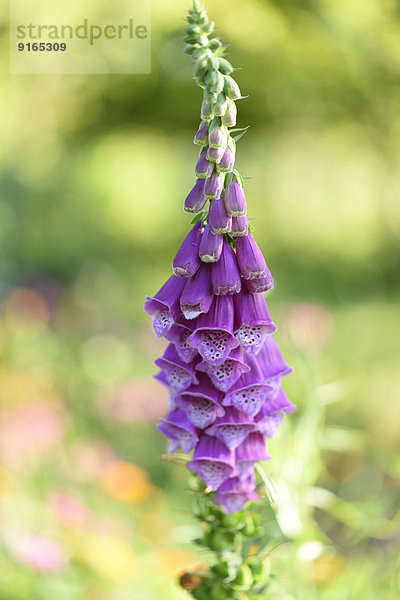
left=144, top=0, right=295, bottom=516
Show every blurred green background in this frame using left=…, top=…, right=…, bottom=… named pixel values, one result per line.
left=1, top=0, right=400, bottom=598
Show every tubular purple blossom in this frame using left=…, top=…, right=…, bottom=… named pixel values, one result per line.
left=180, top=263, right=214, bottom=319
left=235, top=432, right=270, bottom=474
left=235, top=234, right=269, bottom=280
left=209, top=197, right=232, bottom=234
left=184, top=179, right=207, bottom=213
left=211, top=238, right=241, bottom=295
left=223, top=179, right=247, bottom=217
left=165, top=318, right=197, bottom=364
left=198, top=223, right=223, bottom=263
left=173, top=221, right=202, bottom=278
left=187, top=295, right=238, bottom=365
left=154, top=344, right=199, bottom=394
left=233, top=290, right=276, bottom=354
left=215, top=472, right=258, bottom=513
left=144, top=275, right=187, bottom=337
left=205, top=407, right=257, bottom=450
left=158, top=408, right=199, bottom=454
left=222, top=357, right=275, bottom=417
left=176, top=373, right=225, bottom=428
left=196, top=346, right=250, bottom=392
left=187, top=435, right=237, bottom=490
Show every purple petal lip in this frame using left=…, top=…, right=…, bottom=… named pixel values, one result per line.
left=223, top=180, right=247, bottom=217
left=205, top=407, right=257, bottom=450
left=215, top=472, right=258, bottom=513
left=180, top=264, right=214, bottom=320
left=154, top=344, right=199, bottom=393
left=144, top=275, right=187, bottom=337
left=230, top=215, right=248, bottom=237
left=235, top=234, right=269, bottom=280
left=196, top=346, right=251, bottom=392
left=144, top=275, right=186, bottom=320
left=244, top=272, right=274, bottom=293
left=258, top=385, right=296, bottom=416
left=233, top=290, right=276, bottom=353
left=196, top=151, right=214, bottom=179
left=184, top=179, right=207, bottom=214
left=256, top=410, right=283, bottom=438
left=165, top=319, right=197, bottom=364
left=158, top=408, right=199, bottom=454
left=209, top=197, right=232, bottom=234
left=187, top=435, right=237, bottom=490
left=257, top=336, right=293, bottom=380
left=187, top=295, right=238, bottom=366
left=176, top=373, right=225, bottom=428
left=199, top=223, right=223, bottom=263
left=172, top=221, right=202, bottom=278
left=211, top=238, right=241, bottom=295
left=235, top=432, right=270, bottom=466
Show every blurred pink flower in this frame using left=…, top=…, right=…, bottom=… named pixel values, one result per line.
left=50, top=492, right=91, bottom=528
left=8, top=533, right=68, bottom=573
left=0, top=400, right=64, bottom=470
left=96, top=378, right=168, bottom=423
left=66, top=439, right=116, bottom=482
left=287, top=302, right=333, bottom=354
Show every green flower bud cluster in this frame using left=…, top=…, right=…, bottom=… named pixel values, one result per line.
left=178, top=478, right=279, bottom=600
left=185, top=0, right=246, bottom=209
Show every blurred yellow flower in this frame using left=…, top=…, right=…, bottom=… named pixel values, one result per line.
left=79, top=534, right=137, bottom=581
left=99, top=460, right=152, bottom=503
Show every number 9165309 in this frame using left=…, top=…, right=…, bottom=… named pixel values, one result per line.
left=18, top=42, right=67, bottom=51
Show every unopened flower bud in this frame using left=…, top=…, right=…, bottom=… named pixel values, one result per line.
left=223, top=178, right=247, bottom=216
left=204, top=171, right=224, bottom=199
left=213, top=93, right=228, bottom=117
left=208, top=118, right=228, bottom=148
left=196, top=151, right=213, bottom=178
left=201, top=99, right=213, bottom=120
left=224, top=75, right=241, bottom=100
left=217, top=142, right=235, bottom=172
left=173, top=221, right=202, bottom=277
left=218, top=57, right=234, bottom=75
left=230, top=215, right=248, bottom=237
left=199, top=223, right=223, bottom=263
left=235, top=234, right=268, bottom=280
left=184, top=179, right=207, bottom=213
left=194, top=121, right=209, bottom=145
left=206, top=145, right=226, bottom=164
left=209, top=197, right=232, bottom=234
left=222, top=98, right=237, bottom=127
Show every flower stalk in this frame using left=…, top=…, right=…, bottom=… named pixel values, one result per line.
left=144, top=2, right=295, bottom=598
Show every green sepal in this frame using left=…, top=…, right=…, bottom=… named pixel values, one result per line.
left=218, top=57, right=233, bottom=74
left=232, top=169, right=245, bottom=188
left=232, top=564, right=254, bottom=591
left=191, top=211, right=206, bottom=225
left=209, top=39, right=222, bottom=51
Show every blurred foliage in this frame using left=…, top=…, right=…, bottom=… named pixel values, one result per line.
left=1, top=0, right=400, bottom=598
